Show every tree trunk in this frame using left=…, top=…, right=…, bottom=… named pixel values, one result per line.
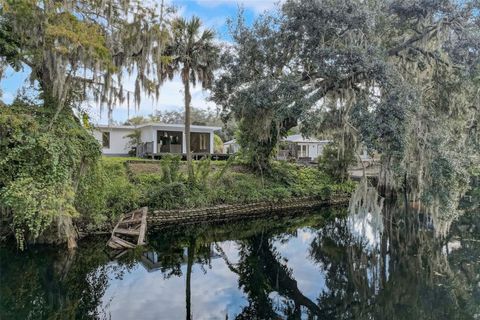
left=183, top=69, right=194, bottom=183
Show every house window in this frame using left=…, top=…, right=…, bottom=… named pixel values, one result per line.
left=190, top=133, right=210, bottom=153
left=299, top=144, right=308, bottom=157
left=200, top=134, right=208, bottom=150
left=102, top=132, right=110, bottom=148
left=157, top=130, right=182, bottom=153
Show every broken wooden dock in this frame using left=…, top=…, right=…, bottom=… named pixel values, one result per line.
left=107, top=207, right=148, bottom=250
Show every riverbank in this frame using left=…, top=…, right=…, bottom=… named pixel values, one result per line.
left=76, top=156, right=355, bottom=233
left=149, top=195, right=350, bottom=227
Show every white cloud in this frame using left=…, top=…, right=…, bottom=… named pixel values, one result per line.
left=195, top=0, right=281, bottom=13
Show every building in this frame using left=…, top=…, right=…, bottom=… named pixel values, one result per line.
left=278, top=134, right=331, bottom=162
left=222, top=134, right=330, bottom=162
left=93, top=123, right=221, bottom=157
left=223, top=139, right=240, bottom=154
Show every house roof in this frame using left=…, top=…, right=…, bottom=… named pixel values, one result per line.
left=283, top=134, right=330, bottom=144
left=95, top=122, right=222, bottom=131
left=223, top=139, right=237, bottom=145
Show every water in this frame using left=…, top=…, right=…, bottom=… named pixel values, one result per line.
left=1, top=206, right=479, bottom=320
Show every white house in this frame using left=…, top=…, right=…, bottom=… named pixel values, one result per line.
left=221, top=134, right=330, bottom=162
left=223, top=139, right=240, bottom=154
left=278, top=134, right=331, bottom=161
left=93, top=123, right=221, bottom=156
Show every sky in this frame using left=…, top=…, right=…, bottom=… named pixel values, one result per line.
left=0, top=0, right=281, bottom=124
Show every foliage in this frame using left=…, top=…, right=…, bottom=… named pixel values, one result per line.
left=214, top=134, right=223, bottom=153
left=159, top=154, right=182, bottom=184
left=0, top=102, right=100, bottom=248
left=0, top=0, right=174, bottom=116
left=1, top=177, right=77, bottom=249
left=318, top=143, right=356, bottom=183
left=143, top=182, right=187, bottom=210
left=75, top=159, right=140, bottom=230
left=212, top=0, right=480, bottom=227
left=118, top=157, right=354, bottom=210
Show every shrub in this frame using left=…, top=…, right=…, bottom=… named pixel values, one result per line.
left=143, top=182, right=187, bottom=210
left=76, top=159, right=140, bottom=224
left=1, top=178, right=77, bottom=249
left=159, top=154, right=182, bottom=183
left=193, top=156, right=211, bottom=190
left=318, top=143, right=356, bottom=182
left=75, top=162, right=108, bottom=225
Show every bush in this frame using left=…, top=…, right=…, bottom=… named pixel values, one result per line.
left=75, top=162, right=108, bottom=225
left=76, top=159, right=140, bottom=225
left=143, top=182, right=187, bottom=210
left=1, top=178, right=77, bottom=249
left=159, top=154, right=182, bottom=183
left=318, top=143, right=356, bottom=182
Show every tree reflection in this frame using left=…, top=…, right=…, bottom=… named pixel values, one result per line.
left=3, top=206, right=477, bottom=319
left=310, top=201, right=480, bottom=319
left=144, top=207, right=480, bottom=319
left=233, top=231, right=321, bottom=319
left=146, top=213, right=338, bottom=319
left=0, top=237, right=137, bottom=319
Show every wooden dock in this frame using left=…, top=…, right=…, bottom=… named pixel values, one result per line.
left=107, top=207, right=148, bottom=250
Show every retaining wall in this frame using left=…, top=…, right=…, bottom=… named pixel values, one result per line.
left=147, top=194, right=350, bottom=227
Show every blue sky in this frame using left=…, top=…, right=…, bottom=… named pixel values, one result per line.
left=0, top=0, right=280, bottom=124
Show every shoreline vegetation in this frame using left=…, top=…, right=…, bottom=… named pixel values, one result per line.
left=76, top=156, right=355, bottom=235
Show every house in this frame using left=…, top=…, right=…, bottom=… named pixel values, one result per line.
left=223, top=139, right=240, bottom=154
left=93, top=123, right=221, bottom=157
left=278, top=134, right=331, bottom=162
left=222, top=134, right=330, bottom=162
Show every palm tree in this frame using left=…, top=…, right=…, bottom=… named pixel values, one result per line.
left=161, top=17, right=219, bottom=181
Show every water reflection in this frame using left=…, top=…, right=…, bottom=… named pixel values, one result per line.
left=1, top=205, right=479, bottom=319
left=348, top=178, right=385, bottom=250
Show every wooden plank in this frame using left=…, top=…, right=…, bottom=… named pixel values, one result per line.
left=107, top=239, right=123, bottom=249
left=137, top=207, right=148, bottom=245
left=115, top=228, right=140, bottom=236
left=107, top=207, right=148, bottom=250
left=118, top=217, right=142, bottom=225
left=111, top=235, right=136, bottom=249
left=107, top=214, right=124, bottom=248
left=112, top=236, right=136, bottom=248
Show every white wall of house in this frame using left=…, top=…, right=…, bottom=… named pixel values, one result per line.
left=140, top=126, right=155, bottom=152
left=223, top=140, right=240, bottom=154
left=93, top=128, right=134, bottom=155
left=296, top=142, right=328, bottom=160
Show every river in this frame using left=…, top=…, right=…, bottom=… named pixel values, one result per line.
left=1, top=204, right=479, bottom=319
